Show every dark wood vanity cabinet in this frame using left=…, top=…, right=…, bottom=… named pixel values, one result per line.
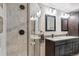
left=68, top=12, right=79, bottom=36
left=45, top=39, right=55, bottom=56
left=45, top=38, right=79, bottom=56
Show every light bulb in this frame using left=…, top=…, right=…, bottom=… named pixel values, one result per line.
left=36, top=10, right=41, bottom=18
left=53, top=9, right=56, bottom=15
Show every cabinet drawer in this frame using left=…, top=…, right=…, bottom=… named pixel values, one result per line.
left=65, top=43, right=72, bottom=49
left=66, top=39, right=72, bottom=43
left=72, top=38, right=79, bottom=43
left=55, top=41, right=66, bottom=46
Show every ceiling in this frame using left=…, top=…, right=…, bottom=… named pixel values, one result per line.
left=42, top=3, right=79, bottom=13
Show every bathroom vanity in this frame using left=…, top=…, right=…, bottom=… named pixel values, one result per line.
left=45, top=36, right=79, bottom=56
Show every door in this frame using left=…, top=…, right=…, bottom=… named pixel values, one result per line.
left=6, top=3, right=28, bottom=56
left=68, top=12, right=79, bottom=36
left=28, top=3, right=41, bottom=56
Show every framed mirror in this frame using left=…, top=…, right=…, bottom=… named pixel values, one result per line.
left=30, top=3, right=41, bottom=34
left=61, top=18, right=68, bottom=31
left=45, top=15, right=56, bottom=31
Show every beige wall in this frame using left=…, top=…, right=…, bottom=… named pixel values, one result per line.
left=40, top=5, right=68, bottom=35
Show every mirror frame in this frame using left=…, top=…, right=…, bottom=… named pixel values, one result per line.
left=61, top=18, right=68, bottom=31
left=45, top=15, right=56, bottom=31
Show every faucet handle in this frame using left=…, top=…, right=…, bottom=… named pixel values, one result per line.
left=40, top=34, right=44, bottom=40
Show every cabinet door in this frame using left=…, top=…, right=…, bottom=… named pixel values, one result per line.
left=77, top=39, right=79, bottom=52
left=45, top=39, right=55, bottom=56
left=55, top=46, right=60, bottom=56
left=55, top=41, right=66, bottom=56
left=59, top=45, right=65, bottom=56
left=64, top=43, right=73, bottom=56
left=73, top=41, right=79, bottom=54
left=73, top=42, right=76, bottom=54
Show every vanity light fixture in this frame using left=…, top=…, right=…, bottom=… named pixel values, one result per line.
left=49, top=8, right=57, bottom=15
left=61, top=13, right=70, bottom=19
left=30, top=10, right=41, bottom=21
left=49, top=8, right=52, bottom=13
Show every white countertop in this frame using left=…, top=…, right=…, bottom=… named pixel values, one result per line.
left=46, top=36, right=79, bottom=41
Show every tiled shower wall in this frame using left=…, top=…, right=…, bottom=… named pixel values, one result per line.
left=6, top=3, right=28, bottom=56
